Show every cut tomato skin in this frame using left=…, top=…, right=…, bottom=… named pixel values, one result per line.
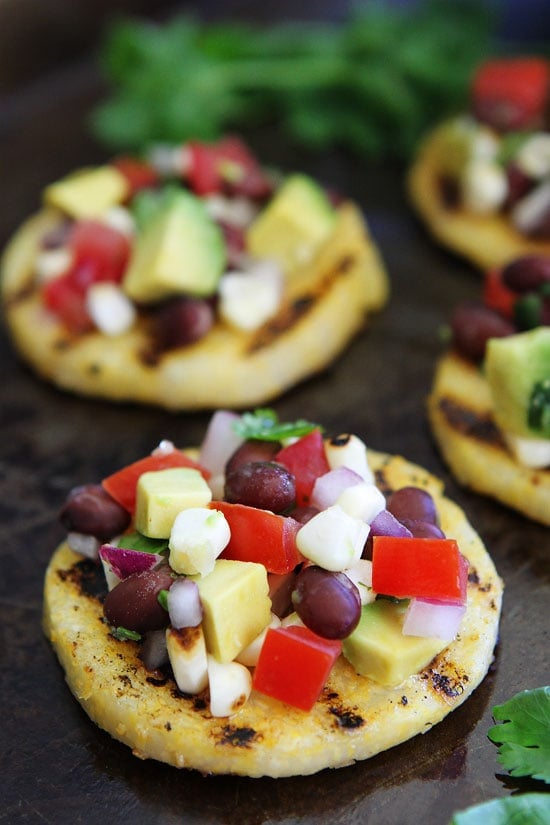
left=483, top=267, right=517, bottom=319
left=68, top=220, right=130, bottom=287
left=42, top=274, right=94, bottom=334
left=276, top=429, right=330, bottom=507
left=112, top=156, right=159, bottom=196
left=212, top=500, right=302, bottom=574
left=252, top=625, right=342, bottom=711
left=186, top=136, right=272, bottom=198
left=372, top=536, right=467, bottom=604
left=102, top=452, right=210, bottom=513
left=471, top=57, right=550, bottom=132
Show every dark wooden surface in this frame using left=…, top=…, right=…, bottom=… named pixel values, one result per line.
left=0, top=3, right=548, bottom=823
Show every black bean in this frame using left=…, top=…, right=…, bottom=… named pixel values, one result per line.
left=59, top=484, right=130, bottom=541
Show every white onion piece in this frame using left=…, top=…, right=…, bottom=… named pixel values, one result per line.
left=324, top=434, right=374, bottom=482
left=336, top=482, right=386, bottom=523
left=310, top=467, right=364, bottom=510
left=344, top=559, right=375, bottom=605
left=403, top=599, right=466, bottom=641
left=296, top=505, right=369, bottom=571
left=198, top=410, right=244, bottom=476
left=167, top=578, right=203, bottom=628
left=140, top=629, right=169, bottom=671
left=207, top=655, right=252, bottom=717
left=66, top=531, right=100, bottom=559
left=98, top=543, right=163, bottom=580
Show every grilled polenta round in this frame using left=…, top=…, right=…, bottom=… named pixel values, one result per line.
left=1, top=201, right=387, bottom=410
left=428, top=351, right=550, bottom=526
left=43, top=450, right=502, bottom=778
left=408, top=123, right=550, bottom=270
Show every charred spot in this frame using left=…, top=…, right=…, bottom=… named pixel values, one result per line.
left=169, top=626, right=203, bottom=652
left=118, top=674, right=132, bottom=688
left=88, top=363, right=102, bottom=376
left=246, top=254, right=357, bottom=353
left=54, top=339, right=71, bottom=351
left=3, top=282, right=36, bottom=307
left=57, top=558, right=105, bottom=601
left=218, top=724, right=261, bottom=748
left=146, top=670, right=169, bottom=686
left=468, top=568, right=480, bottom=585
left=165, top=722, right=172, bottom=731
left=424, top=667, right=467, bottom=699
left=438, top=174, right=461, bottom=210
left=400, top=695, right=408, bottom=706
left=438, top=397, right=506, bottom=449
left=328, top=704, right=365, bottom=730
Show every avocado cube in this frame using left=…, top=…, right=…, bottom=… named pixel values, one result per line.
left=193, top=559, right=271, bottom=663
left=485, top=327, right=550, bottom=438
left=44, top=166, right=129, bottom=219
left=122, top=189, right=226, bottom=303
left=135, top=467, right=212, bottom=538
left=246, top=174, right=336, bottom=273
left=342, top=600, right=447, bottom=687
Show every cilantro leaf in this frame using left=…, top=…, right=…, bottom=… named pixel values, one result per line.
left=487, top=686, right=550, bottom=783
left=234, top=408, right=320, bottom=442
left=116, top=532, right=169, bottom=554
left=111, top=626, right=142, bottom=642
left=449, top=793, right=550, bottom=825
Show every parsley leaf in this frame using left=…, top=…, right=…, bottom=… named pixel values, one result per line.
left=487, top=686, right=550, bottom=783
left=449, top=793, right=550, bottom=825
left=234, top=408, right=320, bottom=442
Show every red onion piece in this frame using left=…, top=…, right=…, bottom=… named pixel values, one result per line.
left=167, top=578, right=203, bottom=628
left=403, top=598, right=466, bottom=641
left=369, top=510, right=413, bottom=539
left=310, top=467, right=364, bottom=510
left=99, top=543, right=163, bottom=581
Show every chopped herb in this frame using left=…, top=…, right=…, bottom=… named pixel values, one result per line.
left=487, top=686, right=550, bottom=783
left=91, top=0, right=494, bottom=159
left=528, top=381, right=550, bottom=437
left=514, top=294, right=543, bottom=330
left=111, top=626, right=142, bottom=642
left=234, top=408, right=320, bottom=442
left=158, top=589, right=169, bottom=611
left=116, top=531, right=169, bottom=554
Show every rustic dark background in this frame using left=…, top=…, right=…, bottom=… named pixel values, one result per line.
left=0, top=2, right=548, bottom=823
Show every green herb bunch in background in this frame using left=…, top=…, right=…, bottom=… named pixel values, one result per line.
left=92, top=0, right=495, bottom=159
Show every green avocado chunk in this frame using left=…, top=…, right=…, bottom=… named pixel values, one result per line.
left=123, top=188, right=226, bottom=303
left=485, top=327, right=550, bottom=438
left=342, top=600, right=447, bottom=687
left=246, top=173, right=336, bottom=273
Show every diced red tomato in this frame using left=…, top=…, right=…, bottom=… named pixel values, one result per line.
left=42, top=273, right=93, bottom=334
left=483, top=267, right=517, bottom=319
left=102, top=452, right=210, bottom=513
left=471, top=57, right=550, bottom=132
left=276, top=429, right=330, bottom=507
left=252, top=625, right=342, bottom=711
left=112, top=156, right=159, bottom=196
left=372, top=537, right=467, bottom=604
left=212, top=501, right=302, bottom=574
left=68, top=220, right=131, bottom=288
left=186, top=136, right=273, bottom=198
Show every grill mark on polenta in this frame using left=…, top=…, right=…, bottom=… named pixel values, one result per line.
left=246, top=253, right=357, bottom=353
left=422, top=666, right=469, bottom=700
left=438, top=396, right=506, bottom=448
left=57, top=558, right=106, bottom=600
left=218, top=724, right=262, bottom=748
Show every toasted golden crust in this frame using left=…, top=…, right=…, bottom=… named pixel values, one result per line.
left=1, top=203, right=388, bottom=410
left=43, top=450, right=502, bottom=778
left=428, top=351, right=550, bottom=526
left=408, top=124, right=550, bottom=270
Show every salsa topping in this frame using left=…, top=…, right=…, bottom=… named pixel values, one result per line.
left=58, top=409, right=469, bottom=716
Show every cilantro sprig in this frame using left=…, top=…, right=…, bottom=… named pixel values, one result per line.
left=448, top=686, right=550, bottom=824
left=488, top=686, right=550, bottom=783
left=233, top=408, right=320, bottom=442
left=91, top=0, right=494, bottom=159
